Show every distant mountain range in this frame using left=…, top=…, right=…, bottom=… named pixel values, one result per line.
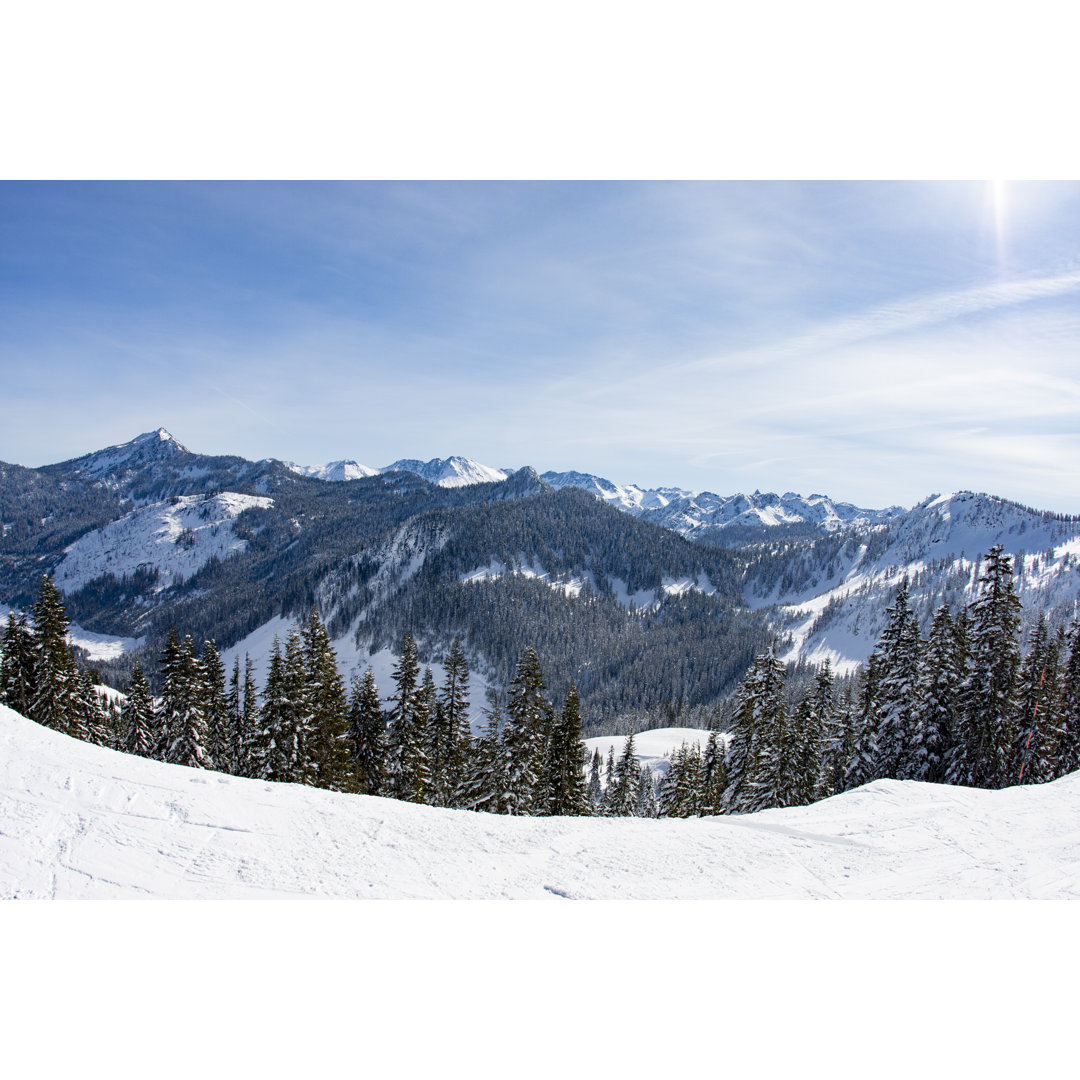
left=3, top=429, right=1078, bottom=729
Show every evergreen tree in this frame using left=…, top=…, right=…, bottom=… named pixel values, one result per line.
left=121, top=661, right=155, bottom=758
left=431, top=638, right=471, bottom=808
left=258, top=636, right=296, bottom=782
left=701, top=729, right=727, bottom=814
left=659, top=742, right=703, bottom=817
left=75, top=667, right=105, bottom=744
left=499, top=646, right=550, bottom=815
left=162, top=634, right=212, bottom=769
left=635, top=764, right=658, bottom=818
left=201, top=639, right=231, bottom=772
left=607, top=733, right=641, bottom=816
left=1013, top=617, right=1063, bottom=786
left=29, top=575, right=79, bottom=736
left=844, top=655, right=882, bottom=790
left=543, top=682, right=589, bottom=816
left=346, top=668, right=387, bottom=796
left=462, top=688, right=503, bottom=813
left=1, top=609, right=36, bottom=717
left=954, top=546, right=1022, bottom=788
left=302, top=608, right=350, bottom=790
left=1057, top=621, right=1080, bottom=776
left=914, top=606, right=963, bottom=783
left=601, top=745, right=616, bottom=814
left=874, top=580, right=922, bottom=779
left=723, top=652, right=785, bottom=813
left=237, top=653, right=260, bottom=778
left=811, top=661, right=845, bottom=797
left=282, top=627, right=315, bottom=783
left=786, top=690, right=820, bottom=806
left=586, top=747, right=603, bottom=814
left=386, top=633, right=431, bottom=803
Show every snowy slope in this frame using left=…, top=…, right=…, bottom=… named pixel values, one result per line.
left=541, top=471, right=902, bottom=537
left=285, top=459, right=379, bottom=481
left=51, top=427, right=190, bottom=479
left=382, top=456, right=509, bottom=487
left=584, top=727, right=717, bottom=777
left=51, top=492, right=273, bottom=593
left=758, top=491, right=1080, bottom=672
left=4, top=704, right=1079, bottom=899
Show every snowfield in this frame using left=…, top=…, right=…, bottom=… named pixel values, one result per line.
left=51, top=492, right=274, bottom=593
left=3, top=704, right=1079, bottom=900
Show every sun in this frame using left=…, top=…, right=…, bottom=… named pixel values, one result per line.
left=987, top=180, right=1008, bottom=272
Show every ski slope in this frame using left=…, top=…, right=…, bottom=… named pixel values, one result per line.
left=3, top=704, right=1079, bottom=899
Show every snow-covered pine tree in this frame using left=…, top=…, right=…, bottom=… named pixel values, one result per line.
left=913, top=605, right=962, bottom=783
left=29, top=575, right=79, bottom=736
left=431, top=638, right=471, bottom=808
left=600, top=745, right=617, bottom=815
left=811, top=661, right=844, bottom=797
left=386, top=633, right=431, bottom=803
left=346, top=668, right=386, bottom=796
left=955, top=546, right=1022, bottom=788
left=162, top=634, right=213, bottom=769
left=543, top=682, right=589, bottom=816
left=226, top=656, right=242, bottom=770
left=844, top=654, right=882, bottom=790
left=786, top=691, right=820, bottom=807
left=257, top=636, right=295, bottom=782
left=237, top=653, right=260, bottom=778
left=701, top=729, right=727, bottom=815
left=586, top=747, right=603, bottom=814
left=75, top=667, right=104, bottom=744
left=827, top=681, right=860, bottom=793
left=659, top=742, right=703, bottom=817
left=635, top=764, right=658, bottom=818
left=461, top=688, right=503, bottom=813
left=723, top=652, right=785, bottom=813
left=1057, top=621, right=1080, bottom=777
left=1013, top=617, right=1064, bottom=786
left=201, top=639, right=231, bottom=773
left=282, top=626, right=317, bottom=784
left=873, top=579, right=922, bottom=780
left=607, top=733, right=641, bottom=816
left=121, top=661, right=155, bottom=758
left=300, top=609, right=350, bottom=791
left=499, top=646, right=550, bottom=815
left=1, top=609, right=36, bottom=717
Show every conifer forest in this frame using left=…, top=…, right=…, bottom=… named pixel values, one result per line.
left=4, top=543, right=1078, bottom=819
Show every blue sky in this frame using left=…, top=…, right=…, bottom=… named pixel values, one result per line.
left=2, top=180, right=1079, bottom=512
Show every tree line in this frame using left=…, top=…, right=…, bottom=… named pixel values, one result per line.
left=4, top=544, right=1079, bottom=820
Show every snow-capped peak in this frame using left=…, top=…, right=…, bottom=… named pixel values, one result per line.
left=285, top=459, right=379, bottom=482
left=381, top=456, right=509, bottom=488
left=54, top=428, right=191, bottom=478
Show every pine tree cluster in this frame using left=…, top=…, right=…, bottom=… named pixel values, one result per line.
left=5, top=545, right=1080, bottom=823
left=717, top=546, right=1080, bottom=814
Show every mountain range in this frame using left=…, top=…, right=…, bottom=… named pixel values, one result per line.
left=3, top=428, right=1078, bottom=730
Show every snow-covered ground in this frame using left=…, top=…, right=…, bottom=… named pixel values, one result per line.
left=4, top=703, right=1078, bottom=900
left=0, top=606, right=142, bottom=662
left=584, top=727, right=715, bottom=777
left=51, top=492, right=273, bottom=593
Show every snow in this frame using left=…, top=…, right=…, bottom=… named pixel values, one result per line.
left=51, top=492, right=273, bottom=593
left=285, top=459, right=379, bottom=482
left=584, top=727, right=718, bottom=776
left=4, top=703, right=1080, bottom=898
left=461, top=558, right=593, bottom=599
left=381, top=456, right=509, bottom=488
left=66, top=623, right=143, bottom=661
left=0, top=607, right=142, bottom=662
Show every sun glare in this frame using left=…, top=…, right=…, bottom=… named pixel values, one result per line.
left=988, top=179, right=1008, bottom=272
